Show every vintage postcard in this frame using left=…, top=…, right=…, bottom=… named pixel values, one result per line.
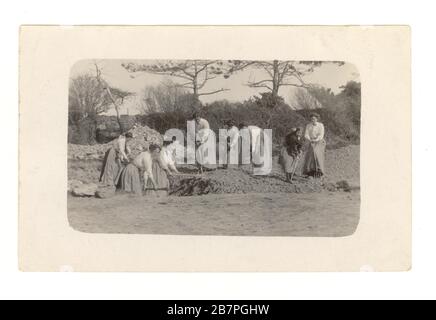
left=19, top=26, right=411, bottom=271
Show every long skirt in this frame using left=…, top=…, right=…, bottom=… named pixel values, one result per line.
left=280, top=147, right=299, bottom=174
left=118, top=163, right=142, bottom=195
left=99, top=147, right=122, bottom=186
left=302, top=140, right=326, bottom=176
left=226, top=144, right=240, bottom=169
left=145, top=161, right=169, bottom=197
left=196, top=141, right=215, bottom=167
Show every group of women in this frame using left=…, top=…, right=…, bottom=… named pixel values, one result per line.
left=98, top=112, right=326, bottom=196
left=99, top=133, right=173, bottom=197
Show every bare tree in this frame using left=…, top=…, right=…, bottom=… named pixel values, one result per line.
left=93, top=63, right=132, bottom=132
left=94, top=63, right=123, bottom=131
left=69, top=62, right=132, bottom=135
left=122, top=60, right=229, bottom=101
left=69, top=74, right=129, bottom=118
left=227, top=60, right=344, bottom=98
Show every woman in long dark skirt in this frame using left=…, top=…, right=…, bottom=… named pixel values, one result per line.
left=99, top=132, right=133, bottom=186
left=280, top=128, right=303, bottom=183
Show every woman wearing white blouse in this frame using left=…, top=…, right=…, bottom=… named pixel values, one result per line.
left=194, top=113, right=211, bottom=174
left=302, top=113, right=326, bottom=177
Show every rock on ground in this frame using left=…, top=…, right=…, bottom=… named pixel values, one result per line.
left=68, top=179, right=83, bottom=192
left=95, top=185, right=116, bottom=199
left=72, top=183, right=98, bottom=197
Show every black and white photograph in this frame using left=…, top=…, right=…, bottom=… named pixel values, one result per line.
left=18, top=25, right=411, bottom=275
left=3, top=0, right=434, bottom=301
left=67, top=59, right=361, bottom=237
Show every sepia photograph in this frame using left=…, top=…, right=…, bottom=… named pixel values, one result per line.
left=4, top=0, right=427, bottom=300
left=19, top=25, right=410, bottom=273
left=67, top=59, right=361, bottom=237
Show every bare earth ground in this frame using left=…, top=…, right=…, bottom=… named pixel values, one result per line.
left=68, top=144, right=360, bottom=237
left=68, top=191, right=359, bottom=236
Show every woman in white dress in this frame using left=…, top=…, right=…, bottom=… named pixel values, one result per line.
left=302, top=113, right=326, bottom=178
left=223, top=119, right=240, bottom=169
left=194, top=113, right=211, bottom=174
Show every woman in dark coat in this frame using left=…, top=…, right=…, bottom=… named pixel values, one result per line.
left=280, top=128, right=303, bottom=183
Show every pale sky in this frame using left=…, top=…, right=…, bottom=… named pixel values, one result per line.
left=70, top=59, right=360, bottom=116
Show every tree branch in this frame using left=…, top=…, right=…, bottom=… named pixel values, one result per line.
left=280, top=82, right=309, bottom=88
left=248, top=79, right=274, bottom=85
left=148, top=70, right=194, bottom=81
left=197, top=88, right=230, bottom=96
left=278, top=62, right=290, bottom=83
left=196, top=60, right=217, bottom=75
left=248, top=84, right=273, bottom=91
left=180, top=67, right=195, bottom=78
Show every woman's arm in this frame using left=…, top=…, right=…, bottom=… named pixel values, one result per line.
left=118, top=138, right=128, bottom=161
left=158, top=153, right=172, bottom=176
left=314, top=123, right=325, bottom=142
left=142, top=153, right=157, bottom=190
left=304, top=124, right=311, bottom=141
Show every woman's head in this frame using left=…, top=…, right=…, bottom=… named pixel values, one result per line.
left=149, top=144, right=161, bottom=155
left=309, top=113, right=320, bottom=124
left=238, top=122, right=247, bottom=130
left=290, top=127, right=302, bottom=136
left=193, top=112, right=201, bottom=124
left=123, top=132, right=133, bottom=140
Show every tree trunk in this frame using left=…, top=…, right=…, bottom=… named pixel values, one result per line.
left=193, top=61, right=200, bottom=103
left=272, top=60, right=280, bottom=98
left=105, top=87, right=124, bottom=133
left=266, top=60, right=281, bottom=129
left=193, top=79, right=199, bottom=100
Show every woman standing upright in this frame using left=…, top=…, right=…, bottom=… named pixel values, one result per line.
left=194, top=113, right=211, bottom=174
left=302, top=113, right=326, bottom=178
left=224, top=119, right=240, bottom=169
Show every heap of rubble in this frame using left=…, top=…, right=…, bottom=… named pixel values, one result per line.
left=68, top=125, right=163, bottom=160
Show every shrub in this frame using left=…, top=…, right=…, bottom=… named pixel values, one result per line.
left=304, top=81, right=361, bottom=145
left=68, top=117, right=98, bottom=145
left=135, top=97, right=308, bottom=145
left=68, top=83, right=361, bottom=150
